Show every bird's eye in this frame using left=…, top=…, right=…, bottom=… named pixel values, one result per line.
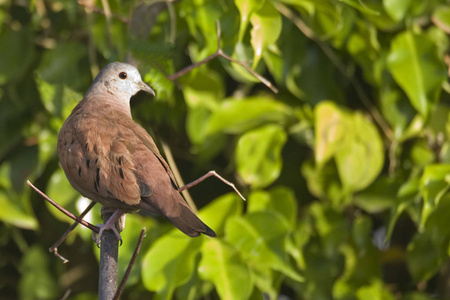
left=119, top=72, right=127, bottom=79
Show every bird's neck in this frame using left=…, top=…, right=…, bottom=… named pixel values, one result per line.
left=82, top=93, right=132, bottom=119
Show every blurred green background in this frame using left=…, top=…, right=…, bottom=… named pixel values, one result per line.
left=1, top=0, right=450, bottom=299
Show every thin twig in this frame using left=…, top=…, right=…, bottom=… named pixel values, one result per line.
left=49, top=201, right=97, bottom=263
left=27, top=180, right=99, bottom=233
left=168, top=21, right=279, bottom=93
left=178, top=170, right=246, bottom=201
left=167, top=52, right=219, bottom=81
left=275, top=2, right=393, bottom=142
left=78, top=0, right=129, bottom=23
left=113, top=227, right=147, bottom=300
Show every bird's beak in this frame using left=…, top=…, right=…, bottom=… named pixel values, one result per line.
left=139, top=81, right=156, bottom=97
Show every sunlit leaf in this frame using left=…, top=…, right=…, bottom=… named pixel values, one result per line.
left=250, top=1, right=281, bottom=67
left=206, top=97, right=291, bottom=135
left=247, top=186, right=298, bottom=227
left=226, top=212, right=304, bottom=282
left=356, top=279, right=395, bottom=300
left=339, top=0, right=380, bottom=15
left=234, top=0, right=265, bottom=41
left=335, top=112, right=384, bottom=192
left=383, top=0, right=414, bottom=21
left=0, top=191, right=37, bottom=230
left=315, top=102, right=384, bottom=193
left=46, top=168, right=81, bottom=224
left=199, top=193, right=243, bottom=237
left=419, top=164, right=450, bottom=229
left=236, top=124, right=287, bottom=188
left=182, top=68, right=224, bottom=145
left=387, top=32, right=446, bottom=118
left=141, top=231, right=203, bottom=299
left=314, top=101, right=347, bottom=166
left=199, top=239, right=253, bottom=300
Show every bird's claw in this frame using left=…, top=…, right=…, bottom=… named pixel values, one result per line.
left=92, top=223, right=123, bottom=247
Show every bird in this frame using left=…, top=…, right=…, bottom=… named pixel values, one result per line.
left=57, top=62, right=216, bottom=243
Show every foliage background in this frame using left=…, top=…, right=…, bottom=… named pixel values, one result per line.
left=1, top=0, right=450, bottom=299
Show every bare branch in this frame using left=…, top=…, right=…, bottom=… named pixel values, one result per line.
left=168, top=22, right=278, bottom=93
left=49, top=201, right=97, bottom=263
left=27, top=180, right=99, bottom=233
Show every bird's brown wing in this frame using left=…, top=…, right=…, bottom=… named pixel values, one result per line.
left=128, top=122, right=216, bottom=237
left=58, top=107, right=142, bottom=209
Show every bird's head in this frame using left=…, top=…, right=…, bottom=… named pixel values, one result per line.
left=86, top=62, right=155, bottom=103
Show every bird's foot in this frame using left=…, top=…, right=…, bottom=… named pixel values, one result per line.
left=92, top=208, right=125, bottom=247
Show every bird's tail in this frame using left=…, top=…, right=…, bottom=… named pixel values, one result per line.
left=168, top=203, right=216, bottom=237
left=139, top=194, right=216, bottom=237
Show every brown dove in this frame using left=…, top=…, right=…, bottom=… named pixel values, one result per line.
left=57, top=62, right=216, bottom=242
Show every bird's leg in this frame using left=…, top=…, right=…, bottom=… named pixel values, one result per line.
left=178, top=170, right=246, bottom=201
left=93, top=208, right=126, bottom=247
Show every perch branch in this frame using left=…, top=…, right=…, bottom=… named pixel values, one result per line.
left=99, top=211, right=119, bottom=300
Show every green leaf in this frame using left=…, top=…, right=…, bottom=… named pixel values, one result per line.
left=309, top=203, right=349, bottom=257
left=0, top=27, right=34, bottom=84
left=356, top=279, right=395, bottom=300
left=198, top=193, right=243, bottom=237
left=206, top=97, right=292, bottom=135
left=35, top=76, right=82, bottom=120
left=226, top=212, right=303, bottom=282
left=182, top=69, right=224, bottom=145
left=419, top=164, right=450, bottom=229
left=247, top=186, right=298, bottom=227
left=250, top=1, right=282, bottom=67
left=314, top=101, right=348, bottom=166
left=335, top=112, right=384, bottom=192
left=314, top=102, right=384, bottom=193
left=141, top=232, right=203, bottom=299
left=236, top=124, right=287, bottom=188
left=353, top=176, right=399, bottom=213
left=36, top=41, right=90, bottom=92
left=339, top=0, right=380, bottom=15
left=407, top=232, right=442, bottom=282
left=301, top=158, right=346, bottom=205
left=46, top=168, right=81, bottom=224
left=0, top=190, right=37, bottom=230
left=383, top=0, right=414, bottom=21
left=19, top=246, right=59, bottom=300
left=234, top=0, right=265, bottom=41
left=198, top=239, right=253, bottom=300
left=387, top=32, right=446, bottom=118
